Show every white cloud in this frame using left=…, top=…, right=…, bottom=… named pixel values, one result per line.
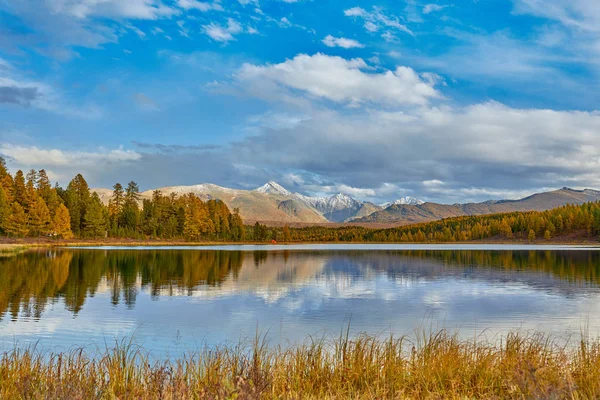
left=381, top=32, right=397, bottom=42
left=423, top=4, right=451, bottom=14
left=511, top=0, right=600, bottom=63
left=279, top=17, right=292, bottom=27
left=423, top=179, right=444, bottom=187
left=513, top=0, right=600, bottom=33
left=203, top=18, right=243, bottom=42
left=46, top=0, right=178, bottom=19
left=177, top=0, right=223, bottom=12
left=344, top=6, right=413, bottom=36
left=322, top=35, right=364, bottom=49
left=235, top=53, right=440, bottom=107
left=0, top=144, right=141, bottom=168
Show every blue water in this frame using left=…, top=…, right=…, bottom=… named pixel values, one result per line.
left=1, top=245, right=600, bottom=358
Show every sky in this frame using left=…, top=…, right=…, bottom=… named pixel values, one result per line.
left=1, top=0, right=600, bottom=204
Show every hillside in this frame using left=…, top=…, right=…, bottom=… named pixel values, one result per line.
left=92, top=181, right=385, bottom=224
left=355, top=188, right=600, bottom=224
left=92, top=183, right=600, bottom=226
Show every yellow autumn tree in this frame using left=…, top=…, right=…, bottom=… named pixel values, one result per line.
left=4, top=203, right=28, bottom=237
left=52, top=203, right=74, bottom=239
left=28, top=195, right=51, bottom=237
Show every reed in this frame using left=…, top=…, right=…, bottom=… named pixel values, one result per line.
left=1, top=330, right=600, bottom=399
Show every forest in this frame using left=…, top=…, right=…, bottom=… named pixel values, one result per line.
left=1, top=156, right=600, bottom=243
left=0, top=157, right=244, bottom=241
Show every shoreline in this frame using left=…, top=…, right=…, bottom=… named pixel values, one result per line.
left=2, top=238, right=600, bottom=252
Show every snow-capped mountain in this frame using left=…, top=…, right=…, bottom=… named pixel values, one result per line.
left=294, top=192, right=364, bottom=222
left=254, top=181, right=292, bottom=196
left=380, top=196, right=425, bottom=208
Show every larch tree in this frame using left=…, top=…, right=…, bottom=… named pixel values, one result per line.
left=52, top=203, right=74, bottom=239
left=0, top=185, right=7, bottom=234
left=13, top=170, right=28, bottom=209
left=4, top=203, right=28, bottom=237
left=28, top=196, right=51, bottom=237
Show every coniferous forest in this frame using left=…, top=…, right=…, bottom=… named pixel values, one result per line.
left=1, top=156, right=600, bottom=243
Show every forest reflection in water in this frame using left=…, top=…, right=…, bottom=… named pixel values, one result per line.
left=1, top=248, right=600, bottom=354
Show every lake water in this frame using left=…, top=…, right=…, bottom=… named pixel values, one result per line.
left=2, top=245, right=600, bottom=358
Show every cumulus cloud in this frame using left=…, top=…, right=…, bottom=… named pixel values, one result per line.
left=6, top=99, right=600, bottom=202
left=235, top=53, right=440, bottom=107
left=322, top=35, right=364, bottom=49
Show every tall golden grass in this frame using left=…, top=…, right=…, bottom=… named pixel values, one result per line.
left=1, top=330, right=600, bottom=399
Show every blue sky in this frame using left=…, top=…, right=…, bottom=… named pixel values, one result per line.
left=1, top=0, right=600, bottom=203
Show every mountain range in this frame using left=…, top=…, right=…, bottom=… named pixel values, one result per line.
left=92, top=183, right=600, bottom=226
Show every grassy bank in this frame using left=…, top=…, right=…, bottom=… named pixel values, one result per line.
left=2, top=330, right=600, bottom=399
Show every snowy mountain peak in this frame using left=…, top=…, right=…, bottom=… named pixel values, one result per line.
left=329, top=193, right=360, bottom=208
left=254, top=181, right=292, bottom=196
left=381, top=196, right=425, bottom=208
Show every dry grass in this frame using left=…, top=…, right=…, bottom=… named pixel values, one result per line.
left=1, top=330, right=600, bottom=399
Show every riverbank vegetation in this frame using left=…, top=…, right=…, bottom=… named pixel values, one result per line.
left=1, top=329, right=600, bottom=399
left=2, top=157, right=600, bottom=244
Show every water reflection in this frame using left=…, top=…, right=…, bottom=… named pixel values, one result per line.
left=1, top=249, right=600, bottom=354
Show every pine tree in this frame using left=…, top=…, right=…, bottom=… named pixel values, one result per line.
left=28, top=195, right=51, bottom=236
left=528, top=229, right=536, bottom=242
left=64, top=174, right=91, bottom=236
left=109, top=182, right=125, bottom=230
left=83, top=193, right=107, bottom=238
left=52, top=203, right=74, bottom=239
left=4, top=203, right=28, bottom=237
left=121, top=181, right=140, bottom=232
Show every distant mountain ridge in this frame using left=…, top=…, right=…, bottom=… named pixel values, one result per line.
left=354, top=187, right=600, bottom=225
left=92, top=183, right=600, bottom=226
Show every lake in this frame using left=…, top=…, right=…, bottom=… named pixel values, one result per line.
left=2, top=244, right=600, bottom=358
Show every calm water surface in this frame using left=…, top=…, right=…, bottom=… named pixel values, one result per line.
left=2, top=245, right=600, bottom=357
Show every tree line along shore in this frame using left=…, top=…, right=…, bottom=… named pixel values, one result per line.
left=1, top=156, right=600, bottom=245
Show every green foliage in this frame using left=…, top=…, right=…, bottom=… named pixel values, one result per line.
left=83, top=193, right=107, bottom=238
left=63, top=174, right=91, bottom=235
